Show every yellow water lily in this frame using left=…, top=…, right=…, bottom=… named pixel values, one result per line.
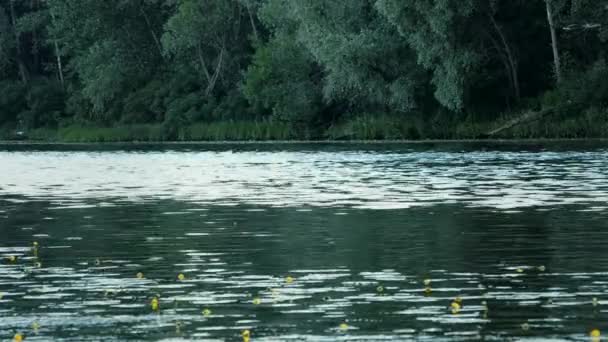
left=151, top=297, right=160, bottom=311
left=339, top=323, right=349, bottom=331
left=252, top=297, right=261, bottom=305
left=454, top=296, right=462, bottom=304
left=450, top=302, right=461, bottom=314
left=13, top=333, right=23, bottom=342
left=202, top=308, right=212, bottom=316
left=32, top=321, right=40, bottom=333
left=242, top=329, right=251, bottom=342
left=423, top=279, right=431, bottom=286
left=136, top=272, right=144, bottom=279
left=177, top=273, right=186, bottom=281
left=286, top=276, right=294, bottom=284
left=7, top=255, right=17, bottom=263
left=516, top=268, right=524, bottom=273
left=591, top=329, right=601, bottom=338
left=424, top=287, right=432, bottom=295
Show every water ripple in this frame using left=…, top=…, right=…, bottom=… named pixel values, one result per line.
left=1, top=149, right=608, bottom=210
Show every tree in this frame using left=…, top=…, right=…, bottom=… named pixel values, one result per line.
left=487, top=0, right=520, bottom=102
left=1, top=0, right=607, bottom=138
left=162, top=0, right=254, bottom=97
left=289, top=0, right=426, bottom=114
left=376, top=0, right=483, bottom=111
left=48, top=0, right=170, bottom=120
left=6, top=0, right=29, bottom=84
left=545, top=0, right=562, bottom=84
left=243, top=0, right=321, bottom=123
left=0, top=3, right=13, bottom=77
left=243, top=26, right=322, bottom=123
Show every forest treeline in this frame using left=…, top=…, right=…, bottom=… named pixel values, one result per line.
left=1, top=0, right=608, bottom=141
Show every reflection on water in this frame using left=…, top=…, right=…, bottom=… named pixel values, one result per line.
left=0, top=142, right=608, bottom=340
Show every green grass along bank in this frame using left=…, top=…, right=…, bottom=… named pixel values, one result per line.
left=2, top=109, right=607, bottom=143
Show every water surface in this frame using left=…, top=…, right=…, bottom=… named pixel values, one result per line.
left=1, top=142, right=607, bottom=341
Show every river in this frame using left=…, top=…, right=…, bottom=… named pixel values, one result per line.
left=1, top=141, right=607, bottom=341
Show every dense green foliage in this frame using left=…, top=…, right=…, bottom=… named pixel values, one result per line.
left=1, top=0, right=608, bottom=140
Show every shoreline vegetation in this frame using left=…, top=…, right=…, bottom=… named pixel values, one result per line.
left=2, top=108, right=607, bottom=143
left=2, top=1, right=608, bottom=143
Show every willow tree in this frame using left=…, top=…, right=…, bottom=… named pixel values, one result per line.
left=243, top=0, right=322, bottom=122
left=289, top=0, right=426, bottom=114
left=376, top=0, right=481, bottom=111
left=246, top=0, right=428, bottom=124
left=47, top=0, right=169, bottom=119
left=162, top=0, right=254, bottom=97
left=375, top=0, right=541, bottom=110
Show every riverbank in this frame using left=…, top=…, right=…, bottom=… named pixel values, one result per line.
left=1, top=109, right=607, bottom=143
left=4, top=139, right=608, bottom=147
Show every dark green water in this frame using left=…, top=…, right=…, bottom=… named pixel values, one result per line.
left=1, top=142, right=608, bottom=341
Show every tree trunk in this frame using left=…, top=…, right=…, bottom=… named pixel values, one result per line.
left=545, top=0, right=562, bottom=84
left=196, top=42, right=212, bottom=83
left=49, top=9, right=65, bottom=88
left=205, top=46, right=225, bottom=96
left=31, top=0, right=40, bottom=73
left=8, top=0, right=29, bottom=84
left=484, top=103, right=580, bottom=137
left=196, top=41, right=225, bottom=96
left=53, top=40, right=64, bottom=88
left=244, top=0, right=259, bottom=41
left=139, top=6, right=164, bottom=59
left=488, top=13, right=520, bottom=102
